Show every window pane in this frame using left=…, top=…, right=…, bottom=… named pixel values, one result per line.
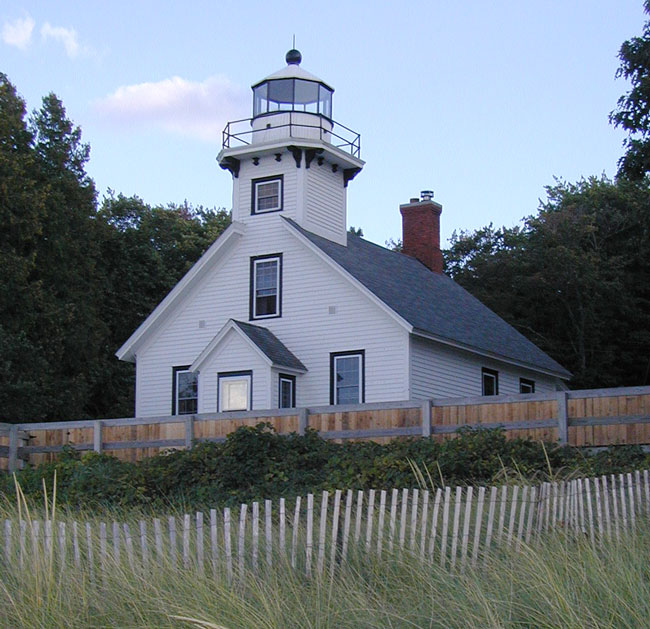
left=253, top=83, right=268, bottom=116
left=335, top=355, right=360, bottom=404
left=294, top=80, right=319, bottom=105
left=256, top=180, right=280, bottom=211
left=222, top=378, right=249, bottom=411
left=483, top=373, right=497, bottom=396
left=319, top=85, right=332, bottom=118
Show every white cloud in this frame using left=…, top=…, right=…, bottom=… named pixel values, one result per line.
left=41, top=22, right=81, bottom=58
left=2, top=16, right=35, bottom=50
left=94, top=75, right=249, bottom=143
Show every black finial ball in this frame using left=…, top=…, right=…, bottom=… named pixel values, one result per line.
left=286, top=49, right=302, bottom=65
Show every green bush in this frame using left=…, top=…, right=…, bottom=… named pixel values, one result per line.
left=2, top=423, right=650, bottom=510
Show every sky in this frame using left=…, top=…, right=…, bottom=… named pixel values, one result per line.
left=1, top=1, right=646, bottom=248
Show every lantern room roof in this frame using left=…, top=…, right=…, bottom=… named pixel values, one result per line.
left=252, top=53, right=334, bottom=91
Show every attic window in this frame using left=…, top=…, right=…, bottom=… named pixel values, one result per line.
left=482, top=368, right=499, bottom=396
left=252, top=176, right=283, bottom=214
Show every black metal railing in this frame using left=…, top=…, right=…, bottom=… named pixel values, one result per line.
left=222, top=112, right=361, bottom=158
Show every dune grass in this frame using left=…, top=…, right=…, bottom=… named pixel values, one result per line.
left=2, top=492, right=650, bottom=629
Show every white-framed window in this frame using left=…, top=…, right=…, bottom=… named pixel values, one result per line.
left=330, top=351, right=365, bottom=405
left=252, top=176, right=283, bottom=214
left=482, top=368, right=499, bottom=396
left=279, top=374, right=296, bottom=409
left=519, top=378, right=535, bottom=394
left=251, top=254, right=282, bottom=319
left=172, top=366, right=198, bottom=415
left=218, top=371, right=252, bottom=412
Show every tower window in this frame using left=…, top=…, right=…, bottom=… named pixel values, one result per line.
left=482, top=368, right=499, bottom=396
left=250, top=254, right=282, bottom=319
left=252, top=176, right=283, bottom=214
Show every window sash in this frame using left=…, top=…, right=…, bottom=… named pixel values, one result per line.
left=482, top=369, right=499, bottom=396
left=519, top=378, right=535, bottom=394
left=219, top=374, right=251, bottom=412
left=255, top=179, right=281, bottom=213
left=253, top=257, right=280, bottom=318
left=333, top=354, right=362, bottom=404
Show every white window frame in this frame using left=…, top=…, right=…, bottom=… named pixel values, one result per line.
left=253, top=177, right=282, bottom=214
left=218, top=372, right=252, bottom=412
left=481, top=368, right=499, bottom=396
left=331, top=351, right=365, bottom=405
left=251, top=255, right=281, bottom=319
left=519, top=378, right=535, bottom=394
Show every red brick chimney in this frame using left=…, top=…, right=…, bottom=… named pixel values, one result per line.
left=399, top=191, right=444, bottom=274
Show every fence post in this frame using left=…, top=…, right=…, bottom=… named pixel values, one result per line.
left=8, top=425, right=19, bottom=473
left=421, top=399, right=432, bottom=437
left=557, top=391, right=569, bottom=445
left=299, top=408, right=309, bottom=436
left=93, top=420, right=103, bottom=454
left=184, top=416, right=195, bottom=449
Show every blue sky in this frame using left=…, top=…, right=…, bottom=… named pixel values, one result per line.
left=1, top=1, right=645, bottom=247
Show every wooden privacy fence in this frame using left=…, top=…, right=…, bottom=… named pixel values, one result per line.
left=2, top=385, right=650, bottom=472
left=2, top=471, right=650, bottom=581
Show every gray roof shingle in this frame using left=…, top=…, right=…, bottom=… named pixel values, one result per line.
left=285, top=218, right=570, bottom=378
left=232, top=320, right=307, bottom=372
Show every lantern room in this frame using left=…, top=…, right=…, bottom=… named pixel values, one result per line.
left=252, top=49, right=333, bottom=119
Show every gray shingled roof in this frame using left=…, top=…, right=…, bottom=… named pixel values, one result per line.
left=285, top=218, right=570, bottom=378
left=232, top=320, right=307, bottom=372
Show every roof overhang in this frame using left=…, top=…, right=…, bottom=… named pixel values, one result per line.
left=411, top=328, right=572, bottom=380
left=115, top=221, right=247, bottom=363
left=191, top=319, right=307, bottom=374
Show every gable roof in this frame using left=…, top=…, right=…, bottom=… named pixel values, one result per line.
left=283, top=218, right=570, bottom=379
left=191, top=319, right=306, bottom=373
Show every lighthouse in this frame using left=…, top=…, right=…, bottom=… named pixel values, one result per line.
left=217, top=50, right=365, bottom=246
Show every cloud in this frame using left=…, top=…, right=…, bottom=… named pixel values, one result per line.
left=2, top=16, right=35, bottom=50
left=94, top=75, right=249, bottom=143
left=41, top=22, right=81, bottom=58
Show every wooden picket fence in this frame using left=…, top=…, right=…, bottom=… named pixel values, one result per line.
left=3, top=471, right=650, bottom=581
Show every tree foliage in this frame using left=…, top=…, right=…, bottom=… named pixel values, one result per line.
left=0, top=75, right=230, bottom=421
left=611, top=1, right=650, bottom=179
left=445, top=176, right=650, bottom=388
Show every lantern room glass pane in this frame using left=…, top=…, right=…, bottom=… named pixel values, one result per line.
left=294, top=80, right=319, bottom=112
left=267, top=79, right=294, bottom=109
left=318, top=85, right=332, bottom=118
left=253, top=83, right=268, bottom=117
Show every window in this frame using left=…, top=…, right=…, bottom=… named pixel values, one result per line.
left=330, top=351, right=365, bottom=405
left=519, top=378, right=535, bottom=394
left=250, top=254, right=282, bottom=319
left=482, top=368, right=499, bottom=396
left=252, top=176, right=283, bottom=214
left=218, top=371, right=252, bottom=412
left=279, top=374, right=296, bottom=409
left=172, top=366, right=198, bottom=415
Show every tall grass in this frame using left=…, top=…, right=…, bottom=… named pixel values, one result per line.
left=2, top=495, right=650, bottom=629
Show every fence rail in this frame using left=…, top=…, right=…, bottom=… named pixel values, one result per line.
left=2, top=471, right=649, bottom=581
left=2, top=385, right=650, bottom=472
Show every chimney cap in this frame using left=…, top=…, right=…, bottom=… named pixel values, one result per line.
left=420, top=190, right=434, bottom=201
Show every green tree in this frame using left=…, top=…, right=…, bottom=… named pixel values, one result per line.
left=610, top=0, right=650, bottom=179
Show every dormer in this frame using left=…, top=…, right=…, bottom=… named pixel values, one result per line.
left=217, top=50, right=365, bottom=246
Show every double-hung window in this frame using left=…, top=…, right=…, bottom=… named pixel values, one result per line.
left=278, top=374, right=296, bottom=408
left=252, top=176, right=283, bottom=214
left=218, top=371, right=252, bottom=412
left=250, top=254, right=282, bottom=319
left=330, top=351, right=365, bottom=405
left=482, top=368, right=499, bottom=396
left=172, top=366, right=198, bottom=415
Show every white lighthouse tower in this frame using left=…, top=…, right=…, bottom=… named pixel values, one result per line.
left=217, top=49, right=364, bottom=245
